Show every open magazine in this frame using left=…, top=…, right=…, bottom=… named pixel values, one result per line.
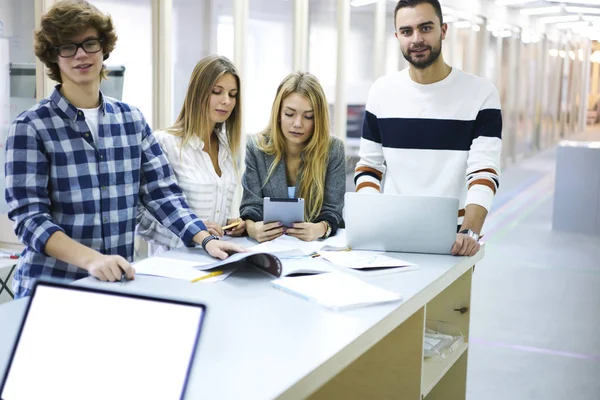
left=134, top=251, right=335, bottom=282
left=194, top=251, right=335, bottom=277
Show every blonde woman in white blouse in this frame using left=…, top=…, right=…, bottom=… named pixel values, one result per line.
left=137, top=55, right=245, bottom=255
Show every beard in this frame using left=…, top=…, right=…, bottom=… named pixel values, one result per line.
left=402, top=38, right=442, bottom=69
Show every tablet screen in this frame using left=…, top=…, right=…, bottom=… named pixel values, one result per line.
left=1, top=283, right=205, bottom=400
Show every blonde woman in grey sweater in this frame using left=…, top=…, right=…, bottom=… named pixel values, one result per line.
left=240, top=72, right=345, bottom=243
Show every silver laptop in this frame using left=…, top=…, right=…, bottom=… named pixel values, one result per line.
left=1, top=280, right=207, bottom=400
left=345, top=193, right=459, bottom=255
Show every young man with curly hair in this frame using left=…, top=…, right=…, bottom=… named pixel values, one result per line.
left=5, top=0, right=244, bottom=298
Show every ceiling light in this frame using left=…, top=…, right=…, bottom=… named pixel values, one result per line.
left=495, top=0, right=537, bottom=6
left=566, top=7, right=600, bottom=15
left=556, top=21, right=589, bottom=30
left=454, top=21, right=472, bottom=29
left=492, top=30, right=513, bottom=38
left=546, top=0, right=600, bottom=5
left=443, top=15, right=456, bottom=23
left=539, top=15, right=580, bottom=24
left=350, top=0, right=377, bottom=6
left=520, top=6, right=562, bottom=16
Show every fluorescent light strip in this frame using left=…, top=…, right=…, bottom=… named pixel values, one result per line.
left=350, top=0, right=377, bottom=6
left=520, top=6, right=562, bottom=16
left=495, top=0, right=537, bottom=6
left=566, top=7, right=600, bottom=15
left=546, top=0, right=600, bottom=5
left=539, top=15, right=580, bottom=24
left=454, top=21, right=472, bottom=29
left=556, top=21, right=589, bottom=30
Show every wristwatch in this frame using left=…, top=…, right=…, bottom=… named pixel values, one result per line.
left=321, top=221, right=332, bottom=239
left=459, top=229, right=480, bottom=242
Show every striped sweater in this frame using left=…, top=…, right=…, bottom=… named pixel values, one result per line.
left=354, top=67, right=502, bottom=220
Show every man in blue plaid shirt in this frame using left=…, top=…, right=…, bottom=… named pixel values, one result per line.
left=5, top=0, right=245, bottom=298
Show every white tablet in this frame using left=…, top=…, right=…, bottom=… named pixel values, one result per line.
left=263, top=197, right=305, bottom=227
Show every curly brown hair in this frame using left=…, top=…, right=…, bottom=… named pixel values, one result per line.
left=34, top=0, right=118, bottom=83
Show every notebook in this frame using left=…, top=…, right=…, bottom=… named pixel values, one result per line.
left=0, top=280, right=206, bottom=400
left=272, top=272, right=403, bottom=311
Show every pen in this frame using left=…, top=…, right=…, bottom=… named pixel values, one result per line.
left=222, top=220, right=241, bottom=231
left=191, top=270, right=223, bottom=283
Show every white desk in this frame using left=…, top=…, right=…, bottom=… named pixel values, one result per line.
left=0, top=237, right=483, bottom=400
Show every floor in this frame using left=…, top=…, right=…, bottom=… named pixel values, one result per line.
left=465, top=126, right=600, bottom=400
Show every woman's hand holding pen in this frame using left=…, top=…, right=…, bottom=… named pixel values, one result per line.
left=246, top=220, right=285, bottom=243
left=84, top=254, right=135, bottom=282
left=224, top=218, right=246, bottom=237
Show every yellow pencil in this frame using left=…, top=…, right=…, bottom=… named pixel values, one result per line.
left=191, top=270, right=224, bottom=283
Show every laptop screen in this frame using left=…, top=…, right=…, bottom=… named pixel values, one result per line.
left=1, top=282, right=206, bottom=400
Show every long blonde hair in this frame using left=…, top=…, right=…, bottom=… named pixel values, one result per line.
left=256, top=72, right=331, bottom=221
left=167, top=55, right=242, bottom=165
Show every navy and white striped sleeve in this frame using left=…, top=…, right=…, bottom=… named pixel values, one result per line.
left=5, top=120, right=65, bottom=253
left=466, top=80, right=502, bottom=211
left=355, top=81, right=386, bottom=193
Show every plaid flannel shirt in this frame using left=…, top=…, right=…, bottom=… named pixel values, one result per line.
left=5, top=86, right=206, bottom=298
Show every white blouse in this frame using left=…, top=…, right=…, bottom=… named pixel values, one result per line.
left=136, top=128, right=239, bottom=255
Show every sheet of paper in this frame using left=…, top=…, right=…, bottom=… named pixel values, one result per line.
left=280, top=257, right=336, bottom=277
left=272, top=272, right=402, bottom=310
left=249, top=235, right=321, bottom=255
left=134, top=257, right=211, bottom=281
left=318, top=250, right=416, bottom=270
left=249, top=232, right=349, bottom=255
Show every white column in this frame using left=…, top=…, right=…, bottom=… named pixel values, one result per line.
left=293, top=0, right=309, bottom=72
left=591, top=61, right=600, bottom=99
left=151, top=0, right=172, bottom=130
left=579, top=39, right=592, bottom=131
left=373, top=0, right=386, bottom=79
left=233, top=0, right=248, bottom=136
left=334, top=0, right=350, bottom=142
left=35, top=0, right=57, bottom=101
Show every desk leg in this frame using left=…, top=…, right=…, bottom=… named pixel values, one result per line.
left=308, top=307, right=425, bottom=400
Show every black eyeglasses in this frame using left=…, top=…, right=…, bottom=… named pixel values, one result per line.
left=55, top=38, right=103, bottom=58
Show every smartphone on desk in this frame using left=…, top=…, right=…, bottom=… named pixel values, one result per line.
left=263, top=197, right=304, bottom=228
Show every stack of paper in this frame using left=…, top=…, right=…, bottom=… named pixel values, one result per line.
left=272, top=272, right=403, bottom=311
